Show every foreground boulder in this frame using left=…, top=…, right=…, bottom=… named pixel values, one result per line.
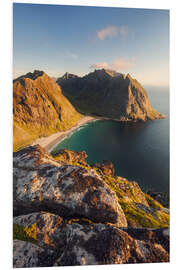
left=53, top=223, right=169, bottom=266
left=13, top=240, right=55, bottom=268
left=13, top=213, right=169, bottom=267
left=13, top=212, right=64, bottom=249
left=13, top=145, right=127, bottom=227
left=13, top=145, right=170, bottom=267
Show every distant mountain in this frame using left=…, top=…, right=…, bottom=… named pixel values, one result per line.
left=13, top=70, right=82, bottom=151
left=57, top=69, right=165, bottom=121
left=56, top=72, right=79, bottom=84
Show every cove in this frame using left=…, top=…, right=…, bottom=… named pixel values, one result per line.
left=51, top=89, right=169, bottom=192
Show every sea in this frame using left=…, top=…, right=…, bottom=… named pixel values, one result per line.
left=51, top=87, right=169, bottom=193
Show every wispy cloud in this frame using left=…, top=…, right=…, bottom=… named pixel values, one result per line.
left=97, top=25, right=128, bottom=40
left=90, top=58, right=135, bottom=71
left=90, top=62, right=108, bottom=69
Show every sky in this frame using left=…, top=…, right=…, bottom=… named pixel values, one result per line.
left=13, top=3, right=169, bottom=87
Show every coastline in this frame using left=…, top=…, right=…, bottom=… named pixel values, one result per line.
left=31, top=116, right=98, bottom=152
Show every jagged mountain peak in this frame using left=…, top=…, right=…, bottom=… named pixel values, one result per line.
left=57, top=72, right=79, bottom=81
left=58, top=69, right=165, bottom=121
left=13, top=70, right=46, bottom=83
left=13, top=70, right=82, bottom=151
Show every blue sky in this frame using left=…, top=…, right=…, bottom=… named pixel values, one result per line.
left=13, top=3, right=169, bottom=87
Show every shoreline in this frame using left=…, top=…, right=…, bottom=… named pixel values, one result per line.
left=31, top=113, right=165, bottom=153
left=31, top=116, right=98, bottom=152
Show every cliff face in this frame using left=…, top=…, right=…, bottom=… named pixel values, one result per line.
left=57, top=69, right=165, bottom=121
left=13, top=70, right=82, bottom=151
left=13, top=145, right=169, bottom=267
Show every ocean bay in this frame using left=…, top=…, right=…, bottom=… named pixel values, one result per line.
left=52, top=88, right=169, bottom=192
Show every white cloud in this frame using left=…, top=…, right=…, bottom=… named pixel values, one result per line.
left=90, top=62, right=108, bottom=69
left=97, top=25, right=128, bottom=40
left=90, top=58, right=135, bottom=71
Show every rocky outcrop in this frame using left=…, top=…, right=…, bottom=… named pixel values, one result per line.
left=56, top=72, right=79, bottom=84
left=13, top=145, right=127, bottom=227
left=13, top=240, right=56, bottom=268
left=57, top=69, right=165, bottom=122
left=13, top=212, right=169, bottom=267
left=13, top=70, right=82, bottom=151
left=13, top=145, right=169, bottom=267
left=53, top=148, right=88, bottom=165
left=147, top=191, right=169, bottom=208
left=94, top=160, right=115, bottom=176
left=53, top=224, right=169, bottom=266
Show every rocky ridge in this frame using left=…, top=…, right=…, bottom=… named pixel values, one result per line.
left=13, top=145, right=169, bottom=267
left=57, top=69, right=165, bottom=121
left=13, top=70, right=82, bottom=151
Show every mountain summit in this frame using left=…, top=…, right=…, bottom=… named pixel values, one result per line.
left=57, top=69, right=165, bottom=121
left=56, top=72, right=79, bottom=84
left=13, top=70, right=82, bottom=151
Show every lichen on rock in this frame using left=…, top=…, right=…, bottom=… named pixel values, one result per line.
left=13, top=145, right=127, bottom=227
left=13, top=144, right=170, bottom=267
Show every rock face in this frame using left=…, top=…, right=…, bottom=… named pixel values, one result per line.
left=13, top=70, right=82, bottom=151
left=94, top=160, right=115, bottom=176
left=13, top=145, right=169, bottom=267
left=13, top=212, right=169, bottom=267
left=57, top=69, right=165, bottom=121
left=56, top=72, right=78, bottom=84
left=53, top=148, right=88, bottom=165
left=13, top=145, right=127, bottom=227
left=147, top=191, right=169, bottom=208
left=53, top=148, right=169, bottom=229
left=13, top=240, right=55, bottom=268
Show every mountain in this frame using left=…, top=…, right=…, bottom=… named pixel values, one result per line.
left=56, top=72, right=79, bottom=84
left=57, top=69, right=165, bottom=121
left=13, top=145, right=169, bottom=267
left=13, top=70, right=82, bottom=151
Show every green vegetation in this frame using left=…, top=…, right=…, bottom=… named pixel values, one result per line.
left=102, top=174, right=169, bottom=228
left=13, top=223, right=37, bottom=244
left=52, top=150, right=170, bottom=229
left=120, top=202, right=169, bottom=228
left=144, top=193, right=163, bottom=209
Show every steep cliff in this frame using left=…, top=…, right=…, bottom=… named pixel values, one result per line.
left=57, top=69, right=165, bottom=121
left=13, top=70, right=82, bottom=151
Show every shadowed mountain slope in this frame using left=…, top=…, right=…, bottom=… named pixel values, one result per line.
left=57, top=69, right=165, bottom=121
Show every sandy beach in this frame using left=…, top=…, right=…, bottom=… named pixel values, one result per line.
left=31, top=116, right=98, bottom=152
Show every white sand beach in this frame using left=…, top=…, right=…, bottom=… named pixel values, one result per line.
left=31, top=116, right=98, bottom=152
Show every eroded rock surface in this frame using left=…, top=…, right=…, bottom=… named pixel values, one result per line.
left=13, top=213, right=169, bottom=267
left=13, top=145, right=127, bottom=227
left=13, top=240, right=55, bottom=268
left=13, top=145, right=170, bottom=267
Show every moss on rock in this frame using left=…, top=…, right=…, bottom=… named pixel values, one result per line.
left=13, top=223, right=37, bottom=244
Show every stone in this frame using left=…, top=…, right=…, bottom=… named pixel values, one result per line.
left=13, top=212, right=63, bottom=249
left=53, top=223, right=169, bottom=266
left=13, top=240, right=56, bottom=268
left=13, top=145, right=127, bottom=227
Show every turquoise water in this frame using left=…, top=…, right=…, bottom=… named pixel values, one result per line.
left=52, top=88, right=169, bottom=192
